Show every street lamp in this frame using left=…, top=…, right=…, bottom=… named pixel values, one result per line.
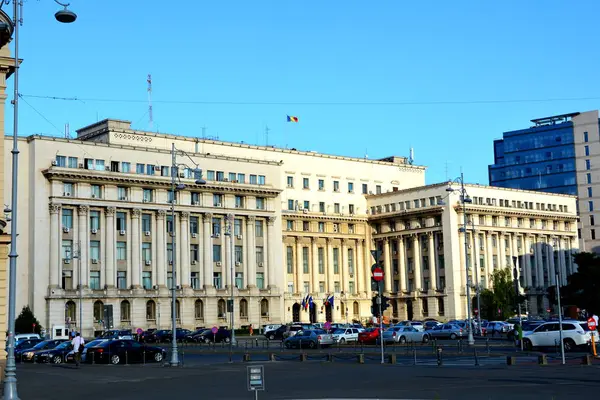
left=168, top=142, right=206, bottom=367
left=4, top=2, right=76, bottom=399
left=553, top=238, right=566, bottom=365
left=224, top=213, right=236, bottom=351
left=461, top=219, right=482, bottom=336
left=446, top=172, right=475, bottom=345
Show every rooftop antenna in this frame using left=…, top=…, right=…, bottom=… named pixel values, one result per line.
left=445, top=161, right=449, bottom=180
left=201, top=126, right=207, bottom=138
left=147, top=74, right=153, bottom=131
left=64, top=123, right=70, bottom=139
left=364, top=148, right=369, bottom=159
left=409, top=147, right=414, bottom=165
left=265, top=125, right=270, bottom=146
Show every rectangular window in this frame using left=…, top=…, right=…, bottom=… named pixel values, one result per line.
left=303, top=281, right=310, bottom=294
left=318, top=179, right=325, bottom=190
left=237, top=173, right=245, bottom=184
left=216, top=171, right=225, bottom=181
left=302, top=247, right=309, bottom=273
left=61, top=240, right=72, bottom=260
left=190, top=244, right=199, bottom=262
left=255, top=220, right=264, bottom=237
left=256, top=273, right=265, bottom=289
left=334, top=281, right=340, bottom=293
left=590, top=201, right=594, bottom=212
left=303, top=221, right=310, bottom=231
left=287, top=176, right=294, bottom=187
left=117, top=271, right=127, bottom=289
left=91, top=185, right=102, bottom=198
left=319, top=281, right=325, bottom=293
left=333, top=248, right=339, bottom=274
left=362, top=183, right=368, bottom=194
left=348, top=281, right=355, bottom=294
left=286, top=246, right=293, bottom=273
left=303, top=178, right=309, bottom=189
left=90, top=271, right=101, bottom=290
left=586, top=159, right=591, bottom=170
left=166, top=243, right=173, bottom=264
left=318, top=222, right=325, bottom=232
left=286, top=220, right=294, bottom=231
left=318, top=248, right=324, bottom=274
left=349, top=204, right=355, bottom=214
left=249, top=174, right=257, bottom=184
left=213, top=194, right=222, bottom=206
left=55, top=155, right=66, bottom=167
left=121, top=162, right=130, bottom=173
left=213, top=245, right=222, bottom=262
left=213, top=273, right=222, bottom=289
left=63, top=182, right=74, bottom=195
left=117, top=187, right=128, bottom=201
left=190, top=192, right=200, bottom=205
left=167, top=271, right=174, bottom=290
left=592, top=229, right=596, bottom=240
left=333, top=180, right=340, bottom=192
left=116, top=212, right=126, bottom=231
left=256, top=246, right=264, bottom=264
left=319, top=202, right=325, bottom=213
left=288, top=283, right=294, bottom=294
left=334, top=203, right=340, bottom=213
left=233, top=218, right=242, bottom=236
left=585, top=145, right=590, bottom=156
left=62, top=209, right=73, bottom=229
left=190, top=216, right=199, bottom=235
left=348, top=182, right=354, bottom=193
left=376, top=185, right=382, bottom=194
left=136, top=163, right=145, bottom=174
left=591, top=215, right=595, bottom=226
left=68, top=157, right=78, bottom=168
left=206, top=170, right=215, bottom=181
left=95, top=159, right=105, bottom=171
left=588, top=173, right=592, bottom=184
left=235, top=246, right=243, bottom=263
left=256, top=197, right=265, bottom=210
left=190, top=272, right=200, bottom=289
left=116, top=242, right=127, bottom=261
left=143, top=189, right=153, bottom=202
left=142, top=272, right=152, bottom=290
left=90, top=241, right=100, bottom=261
left=288, top=200, right=295, bottom=210
left=234, top=195, right=244, bottom=208
left=235, top=273, right=243, bottom=288
left=303, top=200, right=310, bottom=210
left=228, top=172, right=237, bottom=182
left=258, top=175, right=266, bottom=185
left=212, top=218, right=221, bottom=236
left=589, top=187, right=593, bottom=198
left=167, top=190, right=177, bottom=204
left=142, top=214, right=151, bottom=232
left=584, top=131, right=589, bottom=142
left=166, top=215, right=174, bottom=234
left=160, top=166, right=170, bottom=177
left=146, top=164, right=154, bottom=175
left=348, top=223, right=355, bottom=233
left=142, top=243, right=151, bottom=262
left=347, top=248, right=354, bottom=275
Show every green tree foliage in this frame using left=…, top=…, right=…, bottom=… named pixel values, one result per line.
left=472, top=267, right=525, bottom=320
left=15, top=305, right=42, bottom=335
left=562, top=252, right=600, bottom=314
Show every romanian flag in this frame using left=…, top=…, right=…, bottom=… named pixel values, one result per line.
left=287, top=115, right=299, bottom=123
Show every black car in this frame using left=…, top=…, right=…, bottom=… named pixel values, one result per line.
left=146, top=329, right=171, bottom=343
left=34, top=341, right=73, bottom=364
left=97, top=330, right=133, bottom=340
left=166, top=328, right=192, bottom=342
left=139, top=329, right=156, bottom=342
left=84, top=340, right=165, bottom=365
left=265, top=325, right=288, bottom=341
left=197, top=328, right=231, bottom=343
left=184, top=329, right=209, bottom=342
left=18, top=339, right=68, bottom=362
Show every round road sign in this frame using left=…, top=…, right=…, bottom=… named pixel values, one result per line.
left=372, top=267, right=384, bottom=282
left=588, top=317, right=597, bottom=331
left=136, top=328, right=143, bottom=335
left=211, top=326, right=218, bottom=334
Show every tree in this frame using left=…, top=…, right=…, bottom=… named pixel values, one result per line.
left=562, top=252, right=600, bottom=315
left=471, top=267, right=525, bottom=321
left=15, top=305, right=41, bottom=335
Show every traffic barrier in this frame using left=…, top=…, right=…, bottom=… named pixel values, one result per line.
left=327, top=353, right=334, bottom=362
left=268, top=353, right=276, bottom=362
left=300, top=353, right=308, bottom=362
left=357, top=354, right=364, bottom=364
left=436, top=346, right=443, bottom=366
left=581, top=355, right=592, bottom=365
left=474, top=347, right=479, bottom=366
left=506, top=356, right=516, bottom=366
left=388, top=354, right=397, bottom=364
left=538, top=355, right=548, bottom=365
left=413, top=348, right=417, bottom=365
left=243, top=353, right=251, bottom=362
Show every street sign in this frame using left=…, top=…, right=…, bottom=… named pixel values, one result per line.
left=211, top=326, right=218, bottom=334
left=136, top=328, right=143, bottom=335
left=324, top=321, right=331, bottom=331
left=372, top=267, right=383, bottom=282
left=588, top=317, right=597, bottom=331
left=247, top=365, right=265, bottom=391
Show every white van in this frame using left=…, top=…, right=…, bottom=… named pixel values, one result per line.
left=14, top=333, right=40, bottom=342
left=50, top=325, right=71, bottom=340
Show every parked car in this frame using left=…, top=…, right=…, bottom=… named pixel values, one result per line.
left=19, top=339, right=67, bottom=362
left=395, top=321, right=425, bottom=332
left=423, top=321, right=441, bottom=330
left=164, top=328, right=192, bottom=342
left=184, top=329, right=209, bottom=342
left=283, top=329, right=333, bottom=349
left=139, top=329, right=156, bottom=342
left=145, top=329, right=171, bottom=343
left=358, top=327, right=380, bottom=344
left=523, top=321, right=593, bottom=352
left=98, top=330, right=133, bottom=340
left=35, top=341, right=73, bottom=364
left=331, top=328, right=360, bottom=344
left=15, top=333, right=41, bottom=343
left=483, top=321, right=511, bottom=336
left=426, top=324, right=464, bottom=340
left=66, top=339, right=108, bottom=363
left=197, top=328, right=231, bottom=343
left=283, top=325, right=305, bottom=339
left=262, top=324, right=282, bottom=334
left=265, top=325, right=288, bottom=340
left=12, top=338, right=42, bottom=353
left=84, top=340, right=166, bottom=364
left=382, top=326, right=430, bottom=344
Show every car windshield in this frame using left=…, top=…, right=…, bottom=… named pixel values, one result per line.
left=332, top=329, right=344, bottom=334
left=86, top=340, right=103, bottom=347
left=55, top=342, right=70, bottom=349
left=31, top=341, right=52, bottom=350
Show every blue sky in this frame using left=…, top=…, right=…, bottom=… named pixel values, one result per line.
left=8, top=0, right=600, bottom=184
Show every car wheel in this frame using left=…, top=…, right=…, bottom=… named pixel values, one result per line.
left=422, top=335, right=430, bottom=344
left=269, top=334, right=275, bottom=340
left=399, top=336, right=406, bottom=344
left=154, top=352, right=163, bottom=362
left=563, top=338, right=575, bottom=352
left=523, top=338, right=533, bottom=351
left=52, top=355, right=62, bottom=364
left=110, top=355, right=120, bottom=365
left=339, top=338, right=346, bottom=345
left=309, top=341, right=316, bottom=349
left=450, top=333, right=457, bottom=340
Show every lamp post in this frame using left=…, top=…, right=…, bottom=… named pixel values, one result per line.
left=71, top=240, right=82, bottom=335
left=225, top=213, right=236, bottom=347
left=4, top=2, right=76, bottom=398
left=168, top=143, right=206, bottom=367
left=553, top=238, right=565, bottom=365
left=465, top=220, right=482, bottom=336
left=446, top=172, right=475, bottom=345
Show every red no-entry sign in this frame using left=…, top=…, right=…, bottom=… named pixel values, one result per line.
left=588, top=317, right=597, bottom=331
left=372, top=268, right=384, bottom=282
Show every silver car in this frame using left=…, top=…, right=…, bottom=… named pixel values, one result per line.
left=382, top=326, right=430, bottom=343
left=283, top=329, right=334, bottom=349
left=426, top=323, right=464, bottom=340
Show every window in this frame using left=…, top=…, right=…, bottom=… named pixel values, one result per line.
left=231, top=218, right=241, bottom=236
left=167, top=243, right=173, bottom=264
left=319, top=202, right=325, bottom=213
left=213, top=194, right=223, bottom=206
left=591, top=215, right=595, bottom=226
left=212, top=218, right=221, bottom=236
left=288, top=200, right=295, bottom=211
left=235, top=273, right=243, bottom=289
left=91, top=185, right=102, bottom=198
left=206, top=170, right=215, bottom=181
left=62, top=209, right=73, bottom=229
left=318, top=179, right=325, bottom=190
left=189, top=192, right=200, bottom=205
left=286, top=220, right=294, bottom=231
left=347, top=248, right=354, bottom=275
left=61, top=240, right=72, bottom=261
left=167, top=271, right=174, bottom=290
left=256, top=246, right=264, bottom=264
left=117, top=272, right=127, bottom=289
left=213, top=245, right=222, bottom=262
left=214, top=273, right=222, bottom=289
left=255, top=220, right=264, bottom=237
left=142, top=272, right=152, bottom=289
left=362, top=183, right=368, bottom=194
left=286, top=176, right=294, bottom=187
left=90, top=271, right=101, bottom=290
left=62, top=271, right=72, bottom=290
left=586, top=159, right=591, bottom=170
left=256, top=197, right=265, bottom=210
left=333, top=248, right=339, bottom=274
left=303, top=178, right=309, bottom=189
left=592, top=229, right=596, bottom=240
left=319, top=281, right=325, bottom=293
left=217, top=298, right=226, bottom=317
left=55, top=155, right=66, bottom=167
left=349, top=281, right=355, bottom=294
left=215, top=171, right=224, bottom=181
left=302, top=247, right=309, bottom=273
left=191, top=271, right=200, bottom=289
left=256, top=273, right=265, bottom=289
left=234, top=195, right=244, bottom=208
left=348, top=182, right=354, bottom=193
left=584, top=131, right=589, bottom=142
left=166, top=215, right=174, bottom=233
left=146, top=300, right=156, bottom=320
left=585, top=145, right=590, bottom=156
left=334, top=203, right=340, bottom=213
left=68, top=157, right=78, bottom=168
left=116, top=242, right=127, bottom=261
left=235, top=246, right=243, bottom=263
left=117, top=187, right=128, bottom=201
left=590, top=201, right=594, bottom=212
left=318, top=248, right=324, bottom=274
left=303, top=281, right=310, bottom=293
left=303, top=200, right=310, bottom=210
left=143, top=189, right=153, bottom=202
left=136, top=163, right=145, bottom=174
left=348, top=223, right=355, bottom=233
left=139, top=214, right=150, bottom=233
left=249, top=174, right=257, bottom=184
left=63, top=182, right=74, bottom=195
left=237, top=173, right=246, bottom=183
left=190, top=244, right=199, bottom=262
left=376, top=185, right=382, bottom=194
left=334, top=281, right=340, bottom=293
left=190, top=216, right=199, bottom=235
left=349, top=204, right=355, bottom=215
left=589, top=187, right=593, bottom=198
left=95, top=159, right=105, bottom=171
left=258, top=175, right=266, bottom=185
left=121, top=162, right=130, bottom=173
left=90, top=241, right=100, bottom=261
left=588, top=173, right=592, bottom=184
left=318, top=222, right=325, bottom=232
left=140, top=243, right=152, bottom=264
left=194, top=299, right=204, bottom=319
left=286, top=246, right=293, bottom=273
left=333, top=180, right=340, bottom=192
left=116, top=212, right=126, bottom=231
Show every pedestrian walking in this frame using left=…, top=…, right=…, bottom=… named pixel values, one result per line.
left=71, top=332, right=85, bottom=368
left=249, top=324, right=254, bottom=336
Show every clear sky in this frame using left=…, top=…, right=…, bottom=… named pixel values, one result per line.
left=7, top=0, right=600, bottom=185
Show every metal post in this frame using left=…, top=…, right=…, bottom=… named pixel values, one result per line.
left=556, top=269, right=565, bottom=365
left=4, top=0, right=21, bottom=397
left=461, top=173, right=475, bottom=345
left=169, top=143, right=179, bottom=367
left=378, top=283, right=384, bottom=364
left=75, top=241, right=82, bottom=336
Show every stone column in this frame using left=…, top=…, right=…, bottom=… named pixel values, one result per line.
left=156, top=210, right=166, bottom=287
left=472, top=231, right=480, bottom=288
left=497, top=233, right=505, bottom=270
left=548, top=237, right=556, bottom=286
left=458, top=231, right=466, bottom=288
left=524, top=235, right=533, bottom=288
left=413, top=234, right=421, bottom=291
left=267, top=217, right=276, bottom=288
left=246, top=216, right=257, bottom=288
left=511, top=234, right=520, bottom=286
left=383, top=238, right=392, bottom=292
left=311, top=238, right=319, bottom=293
left=180, top=212, right=190, bottom=288
left=295, top=237, right=303, bottom=294
left=364, top=240, right=372, bottom=298
left=559, top=237, right=567, bottom=286
left=203, top=213, right=213, bottom=288
left=49, top=203, right=61, bottom=288
left=326, top=238, right=334, bottom=293
left=78, top=205, right=89, bottom=287
left=131, top=208, right=141, bottom=288
left=356, top=239, right=364, bottom=293
left=485, top=232, right=493, bottom=288
left=105, top=207, right=116, bottom=288
left=428, top=232, right=437, bottom=291
left=397, top=236, right=406, bottom=292
left=341, top=239, right=349, bottom=293
left=535, top=239, right=544, bottom=288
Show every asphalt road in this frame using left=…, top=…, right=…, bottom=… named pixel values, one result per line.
left=12, top=361, right=600, bottom=400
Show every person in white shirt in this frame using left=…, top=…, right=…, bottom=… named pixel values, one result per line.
left=71, top=332, right=85, bottom=367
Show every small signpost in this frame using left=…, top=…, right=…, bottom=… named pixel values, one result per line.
left=212, top=326, right=218, bottom=343
left=372, top=267, right=383, bottom=282
left=588, top=317, right=597, bottom=357
left=247, top=365, right=265, bottom=399
left=324, top=321, right=331, bottom=331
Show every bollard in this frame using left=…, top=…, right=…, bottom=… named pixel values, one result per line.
left=143, top=351, right=146, bottom=365
left=243, top=353, right=251, bottom=362
left=582, top=355, right=593, bottom=365
left=413, top=348, right=417, bottom=365
left=327, top=353, right=334, bottom=362
left=269, top=353, right=276, bottom=362
left=357, top=354, right=365, bottom=364
left=486, top=338, right=490, bottom=355
left=255, top=338, right=259, bottom=348
left=474, top=347, right=479, bottom=366
left=125, top=351, right=128, bottom=366
left=388, top=353, right=397, bottom=364
left=181, top=351, right=185, bottom=367
left=506, top=356, right=516, bottom=366
left=538, top=354, right=548, bottom=365
left=300, top=353, right=308, bottom=362
left=436, top=346, right=443, bottom=366
left=92, top=351, right=95, bottom=365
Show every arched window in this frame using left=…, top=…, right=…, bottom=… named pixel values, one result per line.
left=93, top=300, right=104, bottom=323
left=120, top=300, right=131, bottom=322
left=353, top=301, right=359, bottom=316
left=341, top=302, right=346, bottom=317
left=65, top=301, right=76, bottom=323
left=146, top=300, right=156, bottom=321
left=217, top=299, right=226, bottom=318
left=260, top=299, right=269, bottom=317
left=175, top=300, right=181, bottom=322
left=240, top=299, right=248, bottom=318
left=194, top=299, right=204, bottom=320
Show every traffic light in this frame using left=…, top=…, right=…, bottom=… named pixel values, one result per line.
left=371, top=296, right=380, bottom=317
left=380, top=295, right=390, bottom=313
left=546, top=286, right=557, bottom=305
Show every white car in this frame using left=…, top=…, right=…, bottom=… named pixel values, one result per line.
left=395, top=321, right=425, bottom=332
left=262, top=324, right=282, bottom=334
left=331, top=328, right=360, bottom=344
left=383, top=326, right=429, bottom=343
left=523, top=321, right=592, bottom=351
